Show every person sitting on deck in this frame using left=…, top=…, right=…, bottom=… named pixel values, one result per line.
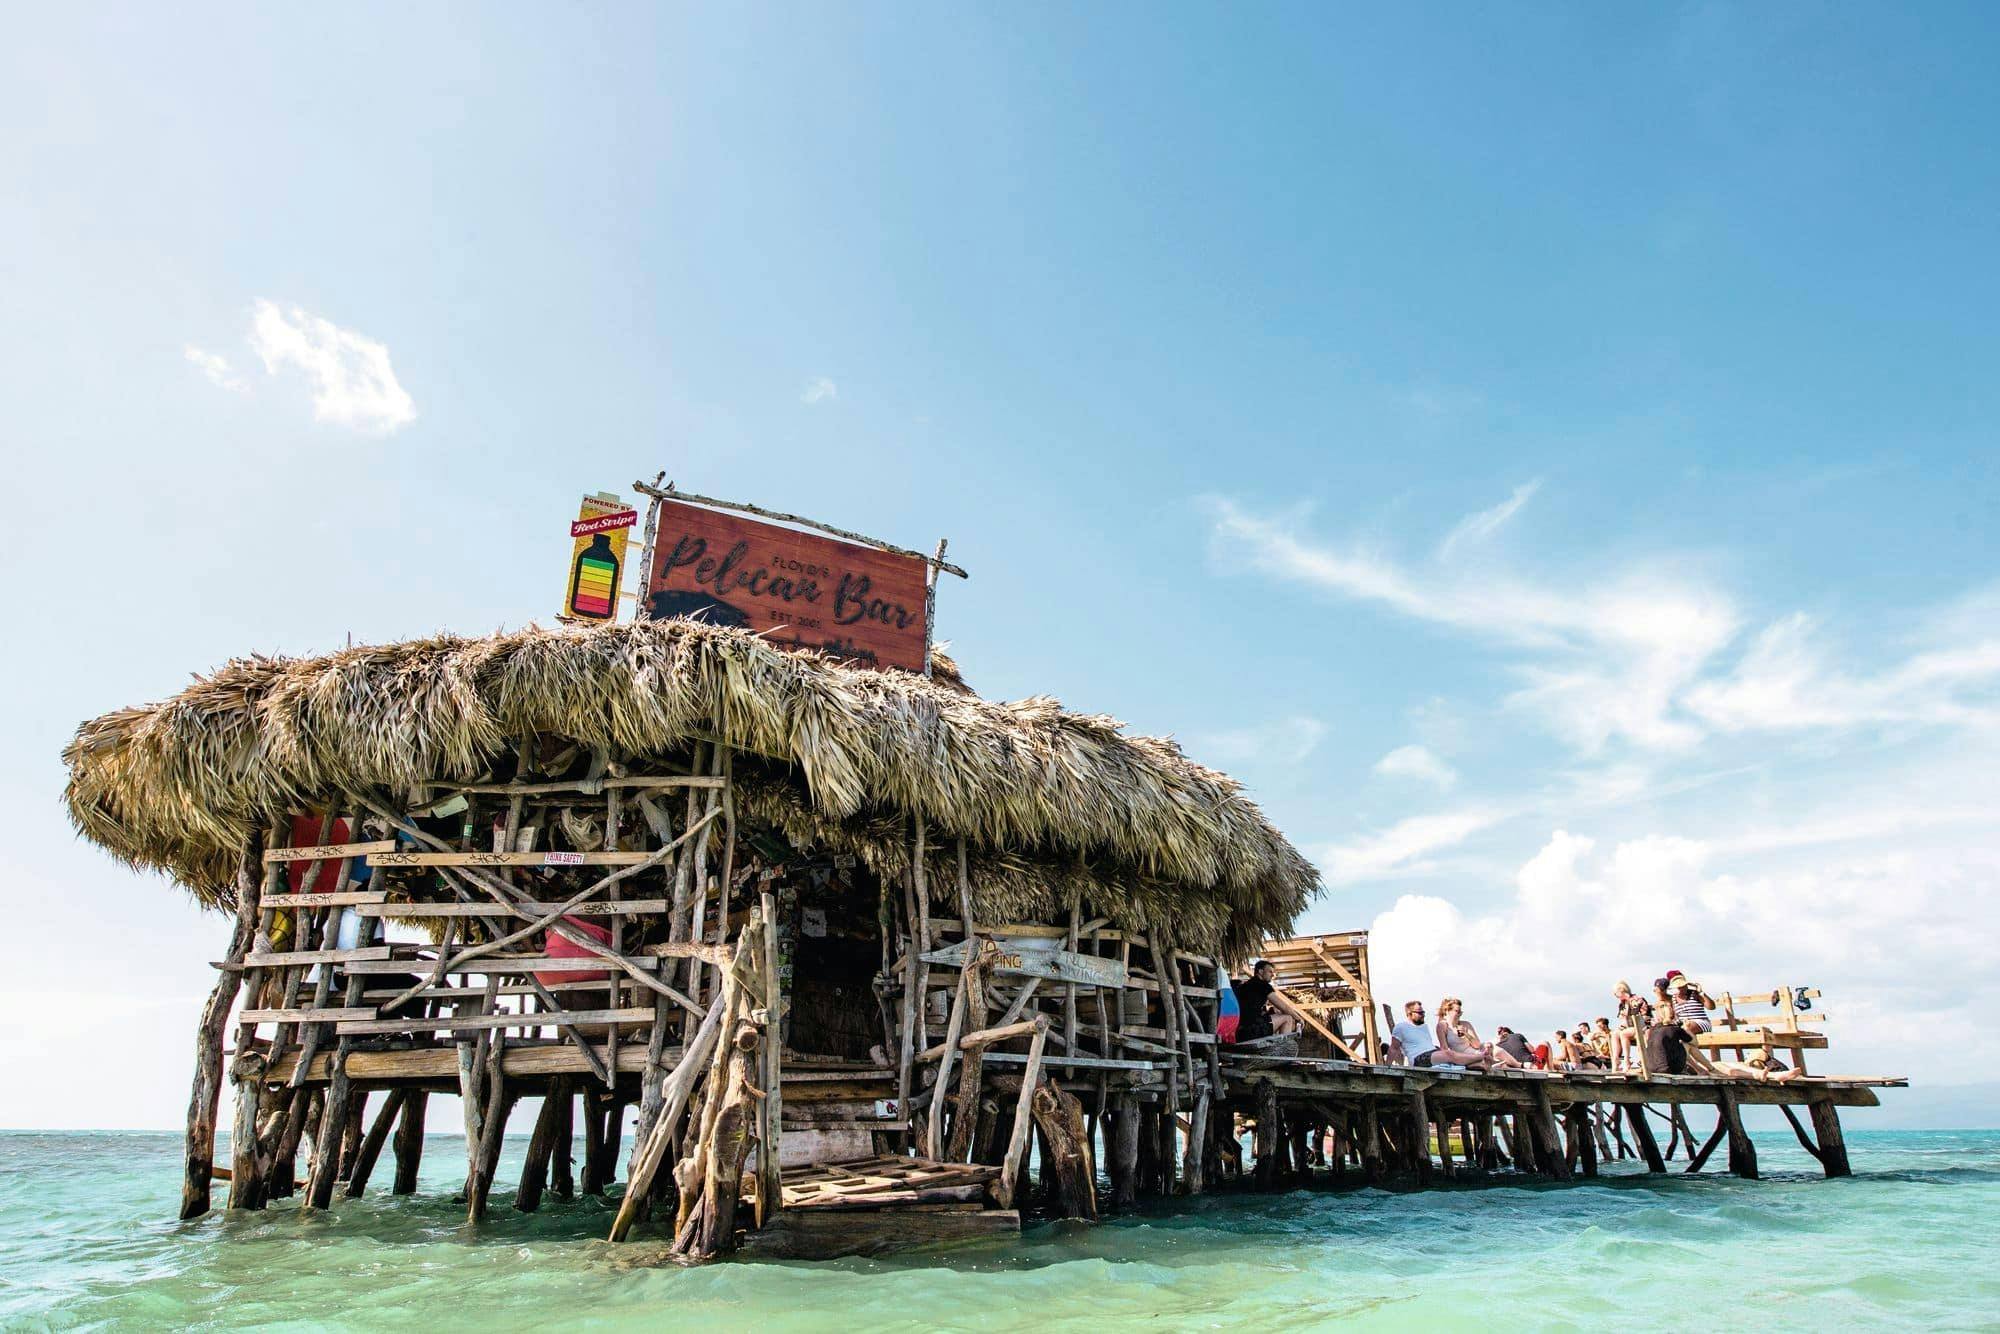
left=1388, top=1000, right=1459, bottom=1068
left=1553, top=1028, right=1583, bottom=1069
left=1436, top=997, right=1523, bottom=1070
left=1228, top=959, right=1299, bottom=1045
left=1612, top=980, right=1650, bottom=1070
left=1664, top=969, right=1716, bottom=1033
left=1494, top=1025, right=1534, bottom=1067
left=1572, top=1023, right=1609, bottom=1069
left=1592, top=1017, right=1616, bottom=1065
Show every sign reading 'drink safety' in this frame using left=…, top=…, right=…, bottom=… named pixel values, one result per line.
left=563, top=493, right=636, bottom=622
left=643, top=497, right=929, bottom=672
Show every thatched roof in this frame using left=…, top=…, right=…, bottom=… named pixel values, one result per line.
left=63, top=619, right=1318, bottom=955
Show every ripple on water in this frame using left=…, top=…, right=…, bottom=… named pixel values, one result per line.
left=3, top=1131, right=1998, bottom=1331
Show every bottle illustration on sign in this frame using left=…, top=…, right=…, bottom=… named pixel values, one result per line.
left=569, top=534, right=620, bottom=620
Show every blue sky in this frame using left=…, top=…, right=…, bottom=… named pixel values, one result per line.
left=2, top=5, right=1995, bottom=1125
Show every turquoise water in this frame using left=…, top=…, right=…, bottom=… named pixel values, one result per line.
left=2, top=1129, right=1995, bottom=1331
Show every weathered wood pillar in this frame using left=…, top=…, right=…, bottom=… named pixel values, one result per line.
left=1111, top=1096, right=1141, bottom=1208
left=1529, top=1087, right=1572, bottom=1181
left=227, top=1051, right=271, bottom=1209
left=1252, top=1080, right=1281, bottom=1190
left=1359, top=1098, right=1385, bottom=1184
left=1624, top=1102, right=1666, bottom=1171
left=184, top=833, right=264, bottom=1218
left=1181, top=1087, right=1210, bottom=1196
left=581, top=1090, right=608, bottom=1195
left=548, top=1081, right=575, bottom=1199
left=516, top=1090, right=564, bottom=1212
left=1031, top=1082, right=1098, bottom=1220
left=1568, top=1105, right=1599, bottom=1177
left=1405, top=1090, right=1434, bottom=1185
left=1718, top=1088, right=1758, bottom=1179
left=1685, top=1110, right=1729, bottom=1173
left=392, top=1089, right=427, bottom=1194
left=1809, top=1099, right=1852, bottom=1178
left=344, top=1089, right=405, bottom=1197
left=337, top=1090, right=370, bottom=1182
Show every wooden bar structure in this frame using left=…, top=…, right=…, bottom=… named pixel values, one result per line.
left=61, top=515, right=1908, bottom=1260
left=64, top=611, right=1319, bottom=1260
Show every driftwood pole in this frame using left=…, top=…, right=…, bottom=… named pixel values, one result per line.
left=995, top=1016, right=1051, bottom=1209
left=181, top=831, right=265, bottom=1219
left=392, top=1089, right=427, bottom=1194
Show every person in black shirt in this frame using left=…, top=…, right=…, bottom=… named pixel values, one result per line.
left=1229, top=960, right=1297, bottom=1044
left=1494, top=1025, right=1534, bottom=1065
left=1644, top=1019, right=1693, bottom=1075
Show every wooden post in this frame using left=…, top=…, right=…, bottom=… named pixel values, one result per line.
left=944, top=944, right=994, bottom=1163
left=581, top=1090, right=608, bottom=1195
left=996, top=1016, right=1051, bottom=1209
left=516, top=1091, right=563, bottom=1212
left=182, top=832, right=265, bottom=1219
left=1360, top=1097, right=1385, bottom=1184
left=1111, top=1095, right=1141, bottom=1208
left=758, top=887, right=784, bottom=1226
left=1569, top=1105, right=1599, bottom=1177
left=1530, top=1085, right=1572, bottom=1182
left=549, top=1081, right=575, bottom=1200
left=1624, top=1102, right=1666, bottom=1172
left=1718, top=1087, right=1759, bottom=1179
left=1809, top=1099, right=1852, bottom=1178
left=1686, top=1111, right=1729, bottom=1173
left=1030, top=1081, right=1098, bottom=1220
left=343, top=1089, right=405, bottom=1197
left=1407, top=1089, right=1434, bottom=1185
left=1181, top=1086, right=1210, bottom=1195
left=1253, top=1079, right=1281, bottom=1189
left=392, top=1089, right=427, bottom=1194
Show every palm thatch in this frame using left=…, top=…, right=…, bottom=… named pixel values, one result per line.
left=63, top=619, right=1317, bottom=955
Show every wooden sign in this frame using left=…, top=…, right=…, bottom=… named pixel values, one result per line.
left=563, top=493, right=635, bottom=622
left=922, top=938, right=1128, bottom=989
left=643, top=496, right=930, bottom=672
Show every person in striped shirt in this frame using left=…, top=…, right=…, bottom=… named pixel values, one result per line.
left=1663, top=969, right=1715, bottom=1034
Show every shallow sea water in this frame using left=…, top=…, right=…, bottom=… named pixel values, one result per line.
left=1, top=1128, right=1994, bottom=1331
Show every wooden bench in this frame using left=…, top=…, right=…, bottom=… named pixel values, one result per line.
left=1692, top=984, right=1828, bottom=1073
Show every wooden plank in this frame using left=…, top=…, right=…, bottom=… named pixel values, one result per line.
left=244, top=946, right=395, bottom=967
left=342, top=954, right=661, bottom=975
left=269, top=1040, right=666, bottom=1084
left=337, top=1008, right=653, bottom=1036
left=921, top=938, right=1127, bottom=988
left=365, top=850, right=657, bottom=868
left=262, top=891, right=390, bottom=909
left=353, top=899, right=672, bottom=918
left=241, top=1008, right=377, bottom=1023
left=263, top=841, right=398, bottom=863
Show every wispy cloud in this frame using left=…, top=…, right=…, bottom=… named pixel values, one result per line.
left=183, top=344, right=246, bottom=393
left=1438, top=480, right=1539, bottom=561
left=1373, top=744, right=1458, bottom=791
left=1191, top=716, right=1326, bottom=767
left=247, top=300, right=415, bottom=434
left=1205, top=492, right=1738, bottom=752
left=1686, top=612, right=2000, bottom=734
left=802, top=376, right=838, bottom=406
left=1317, top=807, right=1501, bottom=885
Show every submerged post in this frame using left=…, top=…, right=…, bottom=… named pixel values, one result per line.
left=181, top=832, right=265, bottom=1219
left=1809, top=1099, right=1852, bottom=1178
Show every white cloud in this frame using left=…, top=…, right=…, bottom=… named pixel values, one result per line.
left=247, top=300, right=415, bottom=433
left=1357, top=802, right=2000, bottom=1082
left=1686, top=612, right=2000, bottom=734
left=1206, top=493, right=1738, bottom=751
left=1191, top=716, right=1326, bottom=767
left=183, top=344, right=246, bottom=393
left=1438, top=480, right=1539, bottom=561
left=1373, top=743, right=1458, bottom=791
left=802, top=376, right=838, bottom=406
left=1318, top=807, right=1501, bottom=885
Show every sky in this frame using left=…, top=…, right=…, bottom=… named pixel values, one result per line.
left=1, top=5, right=1995, bottom=1128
